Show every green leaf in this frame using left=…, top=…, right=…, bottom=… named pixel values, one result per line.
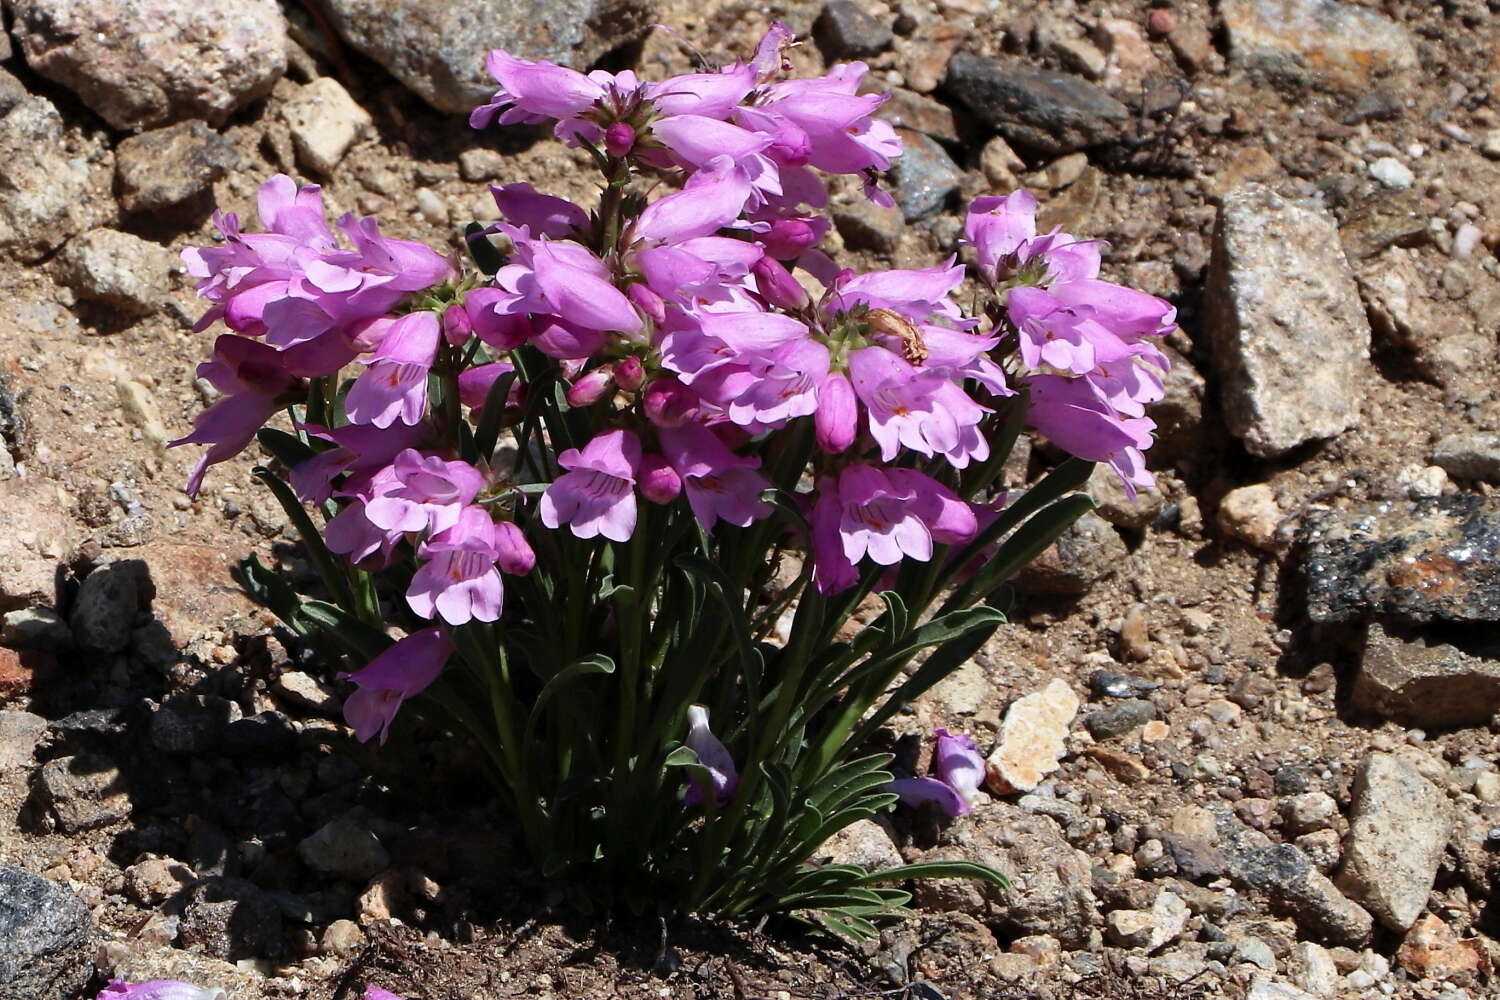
left=473, top=368, right=518, bottom=462
left=256, top=427, right=318, bottom=470
left=855, top=860, right=1010, bottom=891
left=232, top=554, right=303, bottom=626
left=251, top=467, right=358, bottom=613
left=464, top=221, right=505, bottom=275
left=293, top=600, right=392, bottom=662
left=524, top=653, right=616, bottom=748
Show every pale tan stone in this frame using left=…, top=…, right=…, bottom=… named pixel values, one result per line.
left=984, top=678, right=1078, bottom=793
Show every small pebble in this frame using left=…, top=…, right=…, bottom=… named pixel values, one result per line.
left=415, top=188, right=449, bottom=226
left=1369, top=157, right=1414, bottom=190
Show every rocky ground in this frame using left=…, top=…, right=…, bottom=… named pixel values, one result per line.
left=1, top=0, right=1499, bottom=998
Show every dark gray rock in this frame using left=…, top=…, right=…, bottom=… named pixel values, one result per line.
left=115, top=120, right=240, bottom=215
left=317, top=0, right=656, bottom=115
left=1205, top=183, right=1370, bottom=457
left=943, top=54, right=1128, bottom=155
left=1215, top=810, right=1372, bottom=946
left=1431, top=433, right=1500, bottom=483
left=1088, top=670, right=1160, bottom=700
left=150, top=693, right=242, bottom=754
left=1354, top=623, right=1500, bottom=728
left=1335, top=752, right=1449, bottom=932
left=33, top=753, right=131, bottom=832
left=1016, top=511, right=1127, bottom=596
left=813, top=1, right=892, bottom=59
left=71, top=560, right=147, bottom=653
left=297, top=817, right=390, bottom=881
left=0, top=865, right=93, bottom=1000
left=877, top=88, right=957, bottom=144
left=0, top=68, right=25, bottom=116
left=832, top=197, right=905, bottom=253
left=1084, top=699, right=1158, bottom=739
left=1302, top=495, right=1500, bottom=625
left=179, top=876, right=284, bottom=960
left=888, top=130, right=961, bottom=222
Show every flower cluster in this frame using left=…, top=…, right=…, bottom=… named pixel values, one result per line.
left=174, top=22, right=1173, bottom=781
left=889, top=728, right=986, bottom=817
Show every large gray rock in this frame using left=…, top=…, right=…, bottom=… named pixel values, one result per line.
left=59, top=229, right=175, bottom=316
left=114, top=120, right=240, bottom=216
left=71, top=560, right=146, bottom=653
left=888, top=130, right=960, bottom=222
left=33, top=753, right=132, bottom=832
left=0, top=866, right=93, bottom=1000
left=316, top=0, right=657, bottom=115
left=1302, top=495, right=1500, bottom=625
left=1336, top=753, right=1449, bottom=932
left=1355, top=623, right=1500, bottom=728
left=11, top=0, right=287, bottom=131
left=1205, top=184, right=1370, bottom=457
left=297, top=816, right=390, bottom=881
left=943, top=54, right=1128, bottom=155
left=0, top=97, right=112, bottom=263
left=1431, top=433, right=1500, bottom=484
left=1221, top=0, right=1417, bottom=93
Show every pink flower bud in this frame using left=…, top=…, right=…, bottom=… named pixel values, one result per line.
left=638, top=454, right=682, bottom=503
left=441, top=304, right=473, bottom=346
left=814, top=372, right=856, bottom=453
left=615, top=355, right=645, bottom=391
left=751, top=257, right=809, bottom=311
left=494, top=521, right=536, bottom=575
left=759, top=218, right=817, bottom=260
left=642, top=376, right=697, bottom=427
left=626, top=282, right=666, bottom=326
left=565, top=366, right=615, bottom=407
left=605, top=122, right=637, bottom=158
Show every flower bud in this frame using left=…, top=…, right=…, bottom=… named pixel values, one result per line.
left=605, top=122, right=637, bottom=159
left=441, top=303, right=473, bottom=346
left=565, top=366, right=615, bottom=407
left=494, top=521, right=536, bottom=575
left=642, top=377, right=697, bottom=427
left=614, top=355, right=645, bottom=391
left=759, top=218, right=817, bottom=260
left=751, top=256, right=809, bottom=311
left=814, top=372, right=856, bottom=453
left=626, top=282, right=666, bottom=327
left=638, top=454, right=682, bottom=503
left=465, top=287, right=529, bottom=350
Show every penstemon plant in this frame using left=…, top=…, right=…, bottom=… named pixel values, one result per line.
left=172, top=24, right=1174, bottom=938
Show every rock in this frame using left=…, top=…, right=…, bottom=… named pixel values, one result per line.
left=1431, top=433, right=1500, bottom=483
left=1015, top=512, right=1127, bottom=595
left=127, top=542, right=255, bottom=648
left=888, top=130, right=960, bottom=222
left=1104, top=891, right=1190, bottom=952
left=1232, top=936, right=1277, bottom=971
left=320, top=918, right=364, bottom=957
left=832, top=197, right=905, bottom=254
left=1084, top=699, right=1156, bottom=740
left=1246, top=978, right=1314, bottom=1000
left=1216, top=812, right=1373, bottom=946
left=1220, top=0, right=1417, bottom=92
left=979, top=135, right=1025, bottom=189
left=1205, top=184, right=1369, bottom=457
left=1118, top=604, right=1150, bottom=662
left=33, top=754, right=131, bottom=832
left=1280, top=793, right=1338, bottom=835
left=985, top=678, right=1078, bottom=793
left=151, top=694, right=241, bottom=754
left=179, top=877, right=284, bottom=960
left=876, top=88, right=957, bottom=145
left=1368, top=156, right=1413, bottom=191
left=272, top=670, right=342, bottom=716
left=11, top=0, right=287, bottom=131
left=458, top=148, right=506, bottom=182
left=71, top=560, right=146, bottom=653
left=317, top=0, right=655, bottom=115
left=1290, top=941, right=1338, bottom=997
left=1294, top=830, right=1341, bottom=874
left=1146, top=346, right=1205, bottom=463
left=1, top=607, right=71, bottom=649
left=1354, top=623, right=1500, bottom=728
left=117, top=379, right=171, bottom=456
left=0, top=97, right=112, bottom=263
left=222, top=712, right=299, bottom=761
left=1089, top=670, right=1160, bottom=700
left=0, top=712, right=47, bottom=773
left=1395, top=913, right=1484, bottom=979
left=124, top=859, right=193, bottom=906
left=1302, top=496, right=1500, bottom=625
left=59, top=229, right=175, bottom=315
left=1217, top=484, right=1283, bottom=550
left=0, top=865, right=93, bottom=1000
left=913, top=802, right=1098, bottom=947
left=281, top=76, right=372, bottom=175
left=813, top=1, right=891, bottom=59
left=115, top=120, right=240, bottom=216
left=298, top=817, right=391, bottom=881
left=943, top=54, right=1129, bottom=155
left=1336, top=752, right=1449, bottom=932
left=819, top=817, right=903, bottom=871
left=1086, top=465, right=1164, bottom=531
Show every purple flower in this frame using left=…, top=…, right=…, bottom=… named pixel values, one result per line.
left=813, top=371, right=857, bottom=453
left=539, top=429, right=640, bottom=542
left=98, top=982, right=225, bottom=1000
left=470, top=51, right=606, bottom=130
left=363, top=989, right=404, bottom=1000
left=341, top=627, right=454, bottom=745
left=965, top=190, right=1100, bottom=284
left=324, top=499, right=401, bottom=569
left=170, top=335, right=301, bottom=496
left=932, top=728, right=985, bottom=809
left=644, top=64, right=755, bottom=118
left=887, top=777, right=969, bottom=817
left=364, top=450, right=486, bottom=535
left=638, top=454, right=682, bottom=503
left=491, top=183, right=589, bottom=239
left=1025, top=374, right=1156, bottom=498
left=407, top=506, right=506, bottom=625
left=847, top=346, right=990, bottom=469
left=682, top=705, right=739, bottom=807
left=498, top=237, right=642, bottom=333
left=346, top=311, right=441, bottom=428
left=658, top=424, right=771, bottom=529
left=291, top=421, right=431, bottom=505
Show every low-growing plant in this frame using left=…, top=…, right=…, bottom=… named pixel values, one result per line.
left=173, top=23, right=1173, bottom=938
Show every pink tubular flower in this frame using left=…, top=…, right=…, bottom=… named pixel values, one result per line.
left=98, top=982, right=226, bottom=1000
left=363, top=990, right=404, bottom=1000
left=932, top=728, right=985, bottom=809
left=847, top=346, right=990, bottom=469
left=470, top=51, right=605, bottom=130
left=682, top=705, right=739, bottom=807
left=170, top=335, right=301, bottom=496
left=539, top=428, right=640, bottom=542
left=1025, top=374, right=1156, bottom=498
left=638, top=454, right=682, bottom=503
left=658, top=424, right=771, bottom=529
left=341, top=628, right=454, bottom=745
left=290, top=420, right=431, bottom=505
left=813, top=371, right=857, bottom=453
left=324, top=499, right=401, bottom=569
left=407, top=506, right=506, bottom=625
left=491, top=183, right=589, bottom=239
left=965, top=190, right=1100, bottom=284
left=345, top=311, right=441, bottom=428
left=364, top=449, right=486, bottom=535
